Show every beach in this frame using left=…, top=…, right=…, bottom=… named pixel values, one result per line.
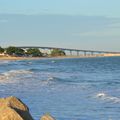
left=0, top=53, right=120, bottom=60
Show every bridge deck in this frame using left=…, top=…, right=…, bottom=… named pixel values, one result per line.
left=17, top=46, right=120, bottom=54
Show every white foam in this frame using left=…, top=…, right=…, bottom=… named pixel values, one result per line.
left=51, top=60, right=56, bottom=63
left=39, top=76, right=57, bottom=86
left=8, top=70, right=33, bottom=74
left=0, top=69, right=33, bottom=83
left=48, top=76, right=55, bottom=81
left=0, top=60, right=10, bottom=65
left=96, top=92, right=120, bottom=103
left=27, top=62, right=32, bottom=64
left=96, top=93, right=106, bottom=98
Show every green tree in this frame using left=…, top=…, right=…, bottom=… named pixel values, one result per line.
left=0, top=47, right=4, bottom=53
left=6, top=46, right=25, bottom=56
left=50, top=49, right=66, bottom=56
left=14, top=48, right=25, bottom=56
left=26, top=48, right=42, bottom=57
left=6, top=46, right=16, bottom=55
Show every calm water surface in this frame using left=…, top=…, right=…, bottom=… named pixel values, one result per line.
left=0, top=57, right=120, bottom=120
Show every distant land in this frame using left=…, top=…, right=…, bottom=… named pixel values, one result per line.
left=0, top=46, right=120, bottom=60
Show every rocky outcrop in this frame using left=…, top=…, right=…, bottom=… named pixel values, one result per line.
left=40, top=114, right=55, bottom=120
left=0, top=96, right=33, bottom=120
left=0, top=96, right=56, bottom=120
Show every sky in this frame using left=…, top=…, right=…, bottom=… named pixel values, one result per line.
left=0, top=0, right=120, bottom=51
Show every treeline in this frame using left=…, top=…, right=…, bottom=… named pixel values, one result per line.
left=0, top=46, right=66, bottom=57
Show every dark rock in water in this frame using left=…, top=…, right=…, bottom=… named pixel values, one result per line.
left=0, top=96, right=33, bottom=120
left=40, top=114, right=55, bottom=120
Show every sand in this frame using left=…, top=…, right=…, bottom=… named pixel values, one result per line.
left=0, top=54, right=120, bottom=60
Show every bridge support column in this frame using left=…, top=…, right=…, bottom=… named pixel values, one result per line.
left=84, top=51, right=87, bottom=56
left=77, top=51, right=79, bottom=56
left=91, top=52, right=94, bottom=56
left=70, top=50, right=72, bottom=55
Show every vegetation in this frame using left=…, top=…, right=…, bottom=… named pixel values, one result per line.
left=50, top=48, right=66, bottom=56
left=0, top=47, right=4, bottom=53
left=6, top=46, right=25, bottom=56
left=26, top=48, right=43, bottom=57
left=0, top=46, right=66, bottom=57
left=4, top=47, right=42, bottom=57
left=14, top=48, right=25, bottom=56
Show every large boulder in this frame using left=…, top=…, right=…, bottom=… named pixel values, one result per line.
left=0, top=96, right=33, bottom=120
left=40, top=114, right=55, bottom=120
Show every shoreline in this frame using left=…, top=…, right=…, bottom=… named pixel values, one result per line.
left=0, top=54, right=120, bottom=60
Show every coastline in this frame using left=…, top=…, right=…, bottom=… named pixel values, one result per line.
left=0, top=56, right=43, bottom=60
left=0, top=54, right=120, bottom=60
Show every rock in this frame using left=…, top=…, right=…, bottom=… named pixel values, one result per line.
left=40, top=114, right=55, bottom=120
left=0, top=96, right=33, bottom=120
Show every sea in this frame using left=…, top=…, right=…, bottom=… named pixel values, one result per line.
left=0, top=57, right=120, bottom=120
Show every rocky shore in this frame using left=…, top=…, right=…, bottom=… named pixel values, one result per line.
left=0, top=96, right=55, bottom=120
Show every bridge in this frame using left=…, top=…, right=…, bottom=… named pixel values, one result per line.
left=17, top=46, right=120, bottom=56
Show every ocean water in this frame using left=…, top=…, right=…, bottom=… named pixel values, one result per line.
left=0, top=57, right=120, bottom=120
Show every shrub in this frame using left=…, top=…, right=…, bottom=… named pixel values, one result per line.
left=6, top=46, right=25, bottom=56
left=0, top=47, right=4, bottom=53
left=26, top=48, right=42, bottom=57
left=50, top=49, right=66, bottom=56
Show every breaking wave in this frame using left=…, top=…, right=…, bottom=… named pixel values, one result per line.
left=0, top=69, right=33, bottom=83
left=96, top=92, right=120, bottom=103
left=40, top=76, right=71, bottom=86
left=0, top=60, right=10, bottom=65
left=47, top=76, right=75, bottom=84
left=41, top=76, right=61, bottom=85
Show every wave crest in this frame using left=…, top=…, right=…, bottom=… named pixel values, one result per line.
left=40, top=76, right=67, bottom=86
left=0, top=60, right=10, bottom=65
left=0, top=69, right=33, bottom=83
left=96, top=92, right=120, bottom=103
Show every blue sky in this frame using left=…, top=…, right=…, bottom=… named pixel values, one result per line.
left=0, top=0, right=120, bottom=51
left=0, top=0, right=120, bottom=17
